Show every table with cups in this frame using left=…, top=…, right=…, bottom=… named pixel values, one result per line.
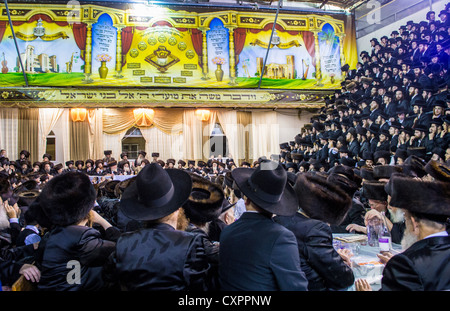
left=333, top=233, right=403, bottom=291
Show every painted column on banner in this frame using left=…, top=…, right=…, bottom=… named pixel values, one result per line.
left=115, top=25, right=124, bottom=78
left=83, top=22, right=93, bottom=83
left=200, top=27, right=209, bottom=80
left=226, top=26, right=237, bottom=85
left=312, top=29, right=322, bottom=86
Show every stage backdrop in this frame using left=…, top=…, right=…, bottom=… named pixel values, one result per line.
left=0, top=3, right=357, bottom=90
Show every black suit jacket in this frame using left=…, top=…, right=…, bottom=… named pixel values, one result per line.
left=381, top=235, right=450, bottom=291
left=275, top=213, right=354, bottom=291
left=104, top=223, right=211, bottom=291
left=219, top=212, right=308, bottom=291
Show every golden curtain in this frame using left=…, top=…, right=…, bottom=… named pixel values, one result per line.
left=343, top=13, right=358, bottom=70
left=18, top=108, right=39, bottom=163
left=70, top=118, right=90, bottom=162
left=237, top=111, right=252, bottom=165
left=102, top=108, right=183, bottom=135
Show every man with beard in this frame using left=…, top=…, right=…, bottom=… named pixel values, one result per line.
left=356, top=175, right=450, bottom=291
left=103, top=163, right=211, bottom=290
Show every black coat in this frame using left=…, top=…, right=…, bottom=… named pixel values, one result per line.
left=219, top=212, right=308, bottom=291
left=103, top=223, right=211, bottom=291
left=275, top=212, right=354, bottom=291
left=381, top=235, right=450, bottom=291
left=36, top=225, right=117, bottom=291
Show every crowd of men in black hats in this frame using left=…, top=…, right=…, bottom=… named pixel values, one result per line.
left=0, top=3, right=449, bottom=293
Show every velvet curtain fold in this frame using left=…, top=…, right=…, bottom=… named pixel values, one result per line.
left=234, top=28, right=247, bottom=66
left=72, top=23, right=87, bottom=61
left=191, top=29, right=203, bottom=69
left=18, top=108, right=39, bottom=163
left=121, top=26, right=134, bottom=66
left=0, top=21, right=7, bottom=44
left=300, top=31, right=316, bottom=67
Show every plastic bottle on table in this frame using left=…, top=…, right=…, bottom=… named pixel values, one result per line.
left=378, top=211, right=392, bottom=252
left=367, top=218, right=380, bottom=247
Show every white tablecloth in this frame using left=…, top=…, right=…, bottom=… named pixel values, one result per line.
left=333, top=233, right=403, bottom=291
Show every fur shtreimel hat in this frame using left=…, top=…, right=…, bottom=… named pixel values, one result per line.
left=425, top=160, right=450, bottom=182
left=183, top=173, right=225, bottom=224
left=360, top=165, right=375, bottom=180
left=39, top=171, right=96, bottom=226
left=362, top=180, right=387, bottom=202
left=294, top=173, right=352, bottom=225
left=373, top=165, right=403, bottom=180
left=389, top=175, right=450, bottom=223
left=402, top=155, right=427, bottom=177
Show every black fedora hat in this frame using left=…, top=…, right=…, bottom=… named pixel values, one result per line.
left=120, top=163, right=192, bottom=221
left=231, top=159, right=298, bottom=216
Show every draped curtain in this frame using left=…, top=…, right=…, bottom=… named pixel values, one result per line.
left=69, top=117, right=90, bottom=162
left=234, top=28, right=247, bottom=66
left=182, top=109, right=203, bottom=161
left=236, top=111, right=252, bottom=164
left=191, top=29, right=203, bottom=69
left=59, top=109, right=71, bottom=164
left=87, top=108, right=104, bottom=160
left=102, top=131, right=125, bottom=162
left=276, top=109, right=302, bottom=145
left=343, top=13, right=358, bottom=70
left=72, top=23, right=87, bottom=60
left=0, top=108, right=18, bottom=161
left=0, top=21, right=7, bottom=44
left=140, top=127, right=183, bottom=162
left=203, top=110, right=218, bottom=158
left=121, top=27, right=134, bottom=66
left=102, top=108, right=183, bottom=135
left=38, top=108, right=64, bottom=161
left=300, top=31, right=316, bottom=67
left=216, top=110, right=239, bottom=161
left=18, top=108, right=39, bottom=163
left=250, top=111, right=279, bottom=162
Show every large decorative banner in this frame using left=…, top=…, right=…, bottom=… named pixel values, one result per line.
left=0, top=3, right=357, bottom=90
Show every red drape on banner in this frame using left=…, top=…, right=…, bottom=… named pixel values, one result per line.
left=300, top=31, right=316, bottom=67
left=72, top=23, right=87, bottom=60
left=12, top=14, right=68, bottom=27
left=0, top=21, right=7, bottom=44
left=249, top=23, right=299, bottom=36
left=191, top=29, right=203, bottom=69
left=234, top=28, right=246, bottom=66
left=121, top=26, right=133, bottom=66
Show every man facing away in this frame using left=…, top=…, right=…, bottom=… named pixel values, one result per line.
left=219, top=159, right=308, bottom=291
